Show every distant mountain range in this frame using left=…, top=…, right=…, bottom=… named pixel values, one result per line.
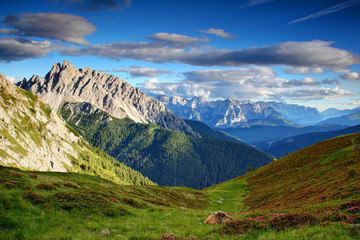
left=158, top=95, right=360, bottom=128
left=321, top=107, right=360, bottom=119
left=158, top=95, right=298, bottom=128
left=157, top=95, right=337, bottom=127
left=259, top=124, right=360, bottom=158
left=319, top=112, right=360, bottom=126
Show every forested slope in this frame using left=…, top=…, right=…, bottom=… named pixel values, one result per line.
left=61, top=102, right=273, bottom=189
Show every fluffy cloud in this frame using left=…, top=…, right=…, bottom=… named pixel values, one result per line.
left=284, top=77, right=320, bottom=87
left=5, top=76, right=21, bottom=83
left=111, top=65, right=172, bottom=77
left=270, top=87, right=356, bottom=100
left=0, top=38, right=53, bottom=62
left=183, top=68, right=320, bottom=88
left=339, top=72, right=360, bottom=80
left=284, top=66, right=324, bottom=75
left=60, top=40, right=359, bottom=67
left=140, top=78, right=211, bottom=98
left=148, top=33, right=209, bottom=47
left=321, top=78, right=339, bottom=85
left=198, top=28, right=237, bottom=39
left=0, top=13, right=95, bottom=44
left=140, top=67, right=347, bottom=100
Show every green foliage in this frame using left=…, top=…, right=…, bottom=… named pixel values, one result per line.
left=61, top=103, right=273, bottom=189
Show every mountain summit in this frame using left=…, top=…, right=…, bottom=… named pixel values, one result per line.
left=18, top=61, right=199, bottom=137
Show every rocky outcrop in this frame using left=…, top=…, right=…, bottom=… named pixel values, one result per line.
left=0, top=73, right=79, bottom=171
left=18, top=61, right=200, bottom=137
left=204, top=211, right=234, bottom=224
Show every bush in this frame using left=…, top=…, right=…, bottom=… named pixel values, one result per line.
left=36, top=183, right=55, bottom=191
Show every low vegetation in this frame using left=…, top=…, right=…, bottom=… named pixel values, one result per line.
left=1, top=132, right=359, bottom=239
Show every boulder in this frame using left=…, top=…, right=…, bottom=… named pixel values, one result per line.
left=204, top=211, right=233, bottom=224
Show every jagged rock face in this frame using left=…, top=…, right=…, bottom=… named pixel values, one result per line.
left=158, top=95, right=291, bottom=128
left=0, top=73, right=80, bottom=172
left=18, top=60, right=200, bottom=137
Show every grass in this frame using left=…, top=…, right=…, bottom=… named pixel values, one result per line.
left=1, top=132, right=360, bottom=239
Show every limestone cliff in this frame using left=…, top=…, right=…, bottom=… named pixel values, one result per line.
left=0, top=73, right=79, bottom=171
left=18, top=61, right=200, bottom=137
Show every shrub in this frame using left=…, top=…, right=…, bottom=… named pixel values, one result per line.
left=158, top=233, right=197, bottom=240
left=11, top=172, right=22, bottom=178
left=29, top=173, right=38, bottom=179
left=36, top=183, right=55, bottom=191
left=23, top=190, right=44, bottom=204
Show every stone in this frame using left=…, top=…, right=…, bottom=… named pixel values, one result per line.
left=204, top=211, right=233, bottom=224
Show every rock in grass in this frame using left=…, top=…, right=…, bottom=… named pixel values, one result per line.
left=204, top=211, right=233, bottom=224
left=99, top=229, right=110, bottom=236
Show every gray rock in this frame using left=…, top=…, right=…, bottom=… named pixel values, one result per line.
left=18, top=60, right=200, bottom=137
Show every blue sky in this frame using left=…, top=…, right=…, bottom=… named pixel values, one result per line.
left=1, top=0, right=360, bottom=111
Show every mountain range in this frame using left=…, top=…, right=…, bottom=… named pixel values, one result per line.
left=13, top=61, right=274, bottom=189
left=158, top=95, right=298, bottom=128
left=158, top=95, right=360, bottom=128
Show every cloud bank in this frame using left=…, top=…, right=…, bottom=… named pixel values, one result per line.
left=198, top=28, right=237, bottom=39
left=0, top=38, right=52, bottom=62
left=110, top=65, right=172, bottom=77
left=60, top=40, right=359, bottom=67
left=0, top=12, right=96, bottom=44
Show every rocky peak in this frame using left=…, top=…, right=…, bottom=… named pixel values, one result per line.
left=17, top=61, right=200, bottom=137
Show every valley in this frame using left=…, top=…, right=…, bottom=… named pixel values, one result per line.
left=1, top=61, right=360, bottom=239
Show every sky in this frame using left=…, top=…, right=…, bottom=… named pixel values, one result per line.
left=1, top=0, right=360, bottom=111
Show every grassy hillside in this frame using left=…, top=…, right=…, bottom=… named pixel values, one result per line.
left=262, top=124, right=360, bottom=158
left=1, top=132, right=359, bottom=239
left=207, top=131, right=360, bottom=236
left=0, top=74, right=154, bottom=186
left=61, top=102, right=273, bottom=189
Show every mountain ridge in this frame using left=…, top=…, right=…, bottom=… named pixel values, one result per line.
left=158, top=95, right=298, bottom=128
left=0, top=72, right=154, bottom=185
left=18, top=61, right=200, bottom=137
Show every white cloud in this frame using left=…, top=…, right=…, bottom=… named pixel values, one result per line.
left=110, top=65, right=172, bottom=77
left=140, top=78, right=211, bottom=98
left=5, top=76, right=20, bottom=83
left=140, top=67, right=340, bottom=100
left=198, top=28, right=237, bottom=39
left=284, top=66, right=325, bottom=75
left=340, top=72, right=360, bottom=80
left=312, top=67, right=324, bottom=74
left=1, top=12, right=95, bottom=44
left=270, top=87, right=356, bottom=100
left=60, top=40, right=360, bottom=67
left=148, top=32, right=209, bottom=47
left=321, top=78, right=339, bottom=85
left=0, top=37, right=53, bottom=62
left=289, top=0, right=360, bottom=24
left=354, top=99, right=360, bottom=105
